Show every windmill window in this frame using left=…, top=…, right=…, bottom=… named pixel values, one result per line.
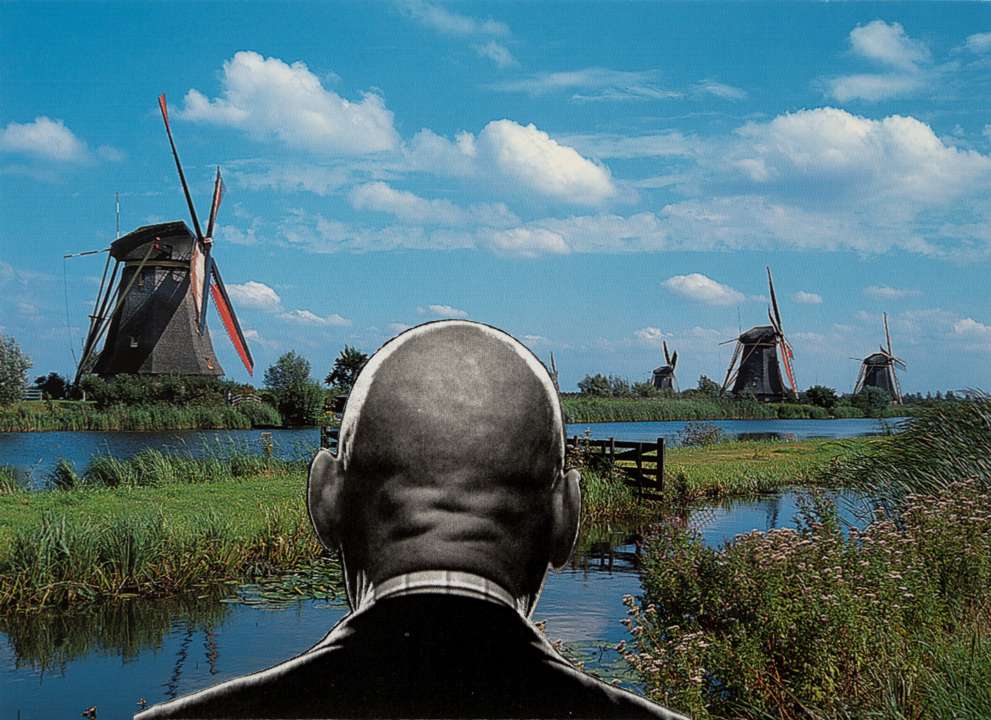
left=129, top=336, right=139, bottom=348
left=137, top=272, right=145, bottom=290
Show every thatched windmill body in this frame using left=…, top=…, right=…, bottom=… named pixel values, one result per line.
left=74, top=95, right=254, bottom=382
left=853, top=312, right=904, bottom=403
left=652, top=341, right=678, bottom=392
left=721, top=267, right=798, bottom=402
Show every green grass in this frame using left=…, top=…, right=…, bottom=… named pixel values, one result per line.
left=0, top=399, right=282, bottom=432
left=559, top=396, right=894, bottom=423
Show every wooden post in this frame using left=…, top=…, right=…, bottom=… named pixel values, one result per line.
left=657, top=437, right=665, bottom=491
left=609, top=437, right=615, bottom=465
left=635, top=442, right=644, bottom=497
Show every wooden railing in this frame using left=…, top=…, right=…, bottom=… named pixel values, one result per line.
left=566, top=435, right=665, bottom=500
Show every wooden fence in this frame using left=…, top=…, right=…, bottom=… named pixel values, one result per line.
left=566, top=435, right=665, bottom=500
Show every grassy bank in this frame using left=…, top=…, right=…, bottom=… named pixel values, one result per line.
left=561, top=396, right=909, bottom=423
left=0, top=437, right=867, bottom=611
left=0, top=399, right=282, bottom=432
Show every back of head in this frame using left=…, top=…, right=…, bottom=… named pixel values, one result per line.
left=309, top=321, right=576, bottom=609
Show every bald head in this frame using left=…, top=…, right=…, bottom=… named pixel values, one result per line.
left=308, top=321, right=580, bottom=610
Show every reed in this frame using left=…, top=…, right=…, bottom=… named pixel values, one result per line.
left=824, top=395, right=991, bottom=504
left=0, top=500, right=327, bottom=612
left=0, top=400, right=282, bottom=432
left=0, top=466, right=20, bottom=495
left=561, top=397, right=880, bottom=423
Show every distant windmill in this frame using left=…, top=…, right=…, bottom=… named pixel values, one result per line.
left=721, top=267, right=799, bottom=401
left=652, top=341, right=678, bottom=392
left=853, top=312, right=905, bottom=404
left=73, top=95, right=254, bottom=382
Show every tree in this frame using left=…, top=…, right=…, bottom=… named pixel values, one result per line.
left=578, top=373, right=611, bottom=397
left=325, top=345, right=369, bottom=391
left=264, top=351, right=324, bottom=425
left=0, top=334, right=31, bottom=406
left=853, top=386, right=892, bottom=417
left=35, top=372, right=68, bottom=400
left=697, top=375, right=722, bottom=399
left=805, top=385, right=838, bottom=409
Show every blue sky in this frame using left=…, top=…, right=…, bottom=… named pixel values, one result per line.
left=2, top=2, right=990, bottom=392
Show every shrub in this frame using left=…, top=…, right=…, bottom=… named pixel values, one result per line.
left=853, top=386, right=892, bottom=416
left=805, top=385, right=839, bottom=409
left=678, top=421, right=723, bottom=447
left=624, top=479, right=991, bottom=719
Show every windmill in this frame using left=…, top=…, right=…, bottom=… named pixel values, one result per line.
left=852, top=312, right=904, bottom=404
left=652, top=341, right=678, bottom=392
left=73, top=95, right=253, bottom=382
left=721, top=267, right=799, bottom=402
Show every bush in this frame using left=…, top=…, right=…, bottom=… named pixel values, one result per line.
left=804, top=384, right=838, bottom=409
left=265, top=352, right=324, bottom=425
left=35, top=373, right=68, bottom=400
left=624, top=479, right=991, bottom=719
left=678, top=421, right=723, bottom=447
left=0, top=334, right=31, bottom=406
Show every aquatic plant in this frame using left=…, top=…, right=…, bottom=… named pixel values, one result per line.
left=624, top=478, right=991, bottom=719
left=825, top=394, right=991, bottom=503
left=0, top=501, right=330, bottom=612
left=0, top=400, right=282, bottom=432
left=677, top=421, right=723, bottom=447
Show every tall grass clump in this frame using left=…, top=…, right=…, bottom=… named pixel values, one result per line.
left=825, top=395, right=991, bottom=502
left=0, top=503, right=330, bottom=612
left=0, top=465, right=21, bottom=495
left=623, top=478, right=991, bottom=719
left=70, top=448, right=304, bottom=489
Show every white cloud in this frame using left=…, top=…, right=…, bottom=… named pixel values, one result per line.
left=827, top=20, right=931, bottom=102
left=0, top=117, right=89, bottom=162
left=476, top=120, right=615, bottom=204
left=227, top=281, right=282, bottom=310
left=964, top=32, right=991, bottom=54
left=397, top=0, right=508, bottom=37
left=953, top=318, right=991, bottom=343
left=179, top=51, right=398, bottom=155
left=849, top=20, right=930, bottom=70
left=386, top=322, right=412, bottom=334
left=827, top=73, right=927, bottom=102
left=491, top=68, right=679, bottom=102
left=693, top=80, right=747, bottom=100
left=349, top=182, right=518, bottom=226
left=662, top=274, right=745, bottom=306
left=243, top=328, right=280, bottom=349
left=482, top=227, right=569, bottom=257
left=634, top=326, right=668, bottom=345
left=405, top=120, right=615, bottom=205
left=475, top=41, right=517, bottom=68
left=733, top=108, right=991, bottom=206
left=864, top=285, right=921, bottom=300
left=277, top=309, right=351, bottom=326
left=792, top=291, right=823, bottom=305
left=418, top=304, right=468, bottom=319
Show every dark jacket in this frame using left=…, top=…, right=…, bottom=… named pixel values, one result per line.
left=136, top=593, right=686, bottom=719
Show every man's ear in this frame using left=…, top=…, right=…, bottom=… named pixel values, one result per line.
left=307, top=449, right=345, bottom=551
left=548, top=468, right=581, bottom=569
